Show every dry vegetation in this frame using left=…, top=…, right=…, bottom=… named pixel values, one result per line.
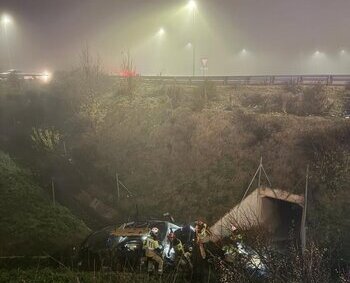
left=0, top=56, right=349, bottom=279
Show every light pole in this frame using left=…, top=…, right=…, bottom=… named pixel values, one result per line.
left=188, top=0, right=197, bottom=76
left=156, top=27, right=165, bottom=75
left=1, top=14, right=13, bottom=69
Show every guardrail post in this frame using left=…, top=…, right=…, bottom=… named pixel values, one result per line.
left=224, top=77, right=228, bottom=85
left=298, top=76, right=303, bottom=85
left=329, top=75, right=333, bottom=85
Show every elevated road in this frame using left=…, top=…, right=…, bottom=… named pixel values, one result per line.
left=114, top=74, right=350, bottom=86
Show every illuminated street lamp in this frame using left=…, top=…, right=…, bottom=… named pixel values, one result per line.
left=1, top=14, right=13, bottom=69
left=188, top=0, right=197, bottom=10
left=186, top=42, right=193, bottom=49
left=157, top=27, right=165, bottom=36
left=187, top=0, right=197, bottom=76
left=1, top=14, right=12, bottom=26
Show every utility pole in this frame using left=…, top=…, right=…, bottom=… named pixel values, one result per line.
left=192, top=4, right=196, bottom=76
left=301, top=165, right=309, bottom=255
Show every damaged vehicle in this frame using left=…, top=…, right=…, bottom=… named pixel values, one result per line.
left=221, top=241, right=269, bottom=280
left=77, top=220, right=194, bottom=271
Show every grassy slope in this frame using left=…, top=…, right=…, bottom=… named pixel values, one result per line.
left=0, top=151, right=90, bottom=256
left=93, top=83, right=347, bottom=223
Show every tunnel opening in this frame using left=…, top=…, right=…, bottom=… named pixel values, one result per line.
left=261, top=196, right=303, bottom=246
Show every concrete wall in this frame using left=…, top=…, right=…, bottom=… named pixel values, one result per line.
left=210, top=187, right=304, bottom=242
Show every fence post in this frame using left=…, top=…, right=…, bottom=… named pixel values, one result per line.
left=301, top=165, right=309, bottom=255
left=51, top=178, right=56, bottom=207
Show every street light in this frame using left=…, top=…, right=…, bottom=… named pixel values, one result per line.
left=188, top=0, right=197, bottom=11
left=1, top=14, right=13, bottom=69
left=1, top=14, right=12, bottom=25
left=157, top=27, right=165, bottom=36
left=187, top=0, right=197, bottom=76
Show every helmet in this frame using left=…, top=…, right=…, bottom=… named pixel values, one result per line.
left=150, top=227, right=159, bottom=237
left=167, top=232, right=176, bottom=241
left=231, top=225, right=237, bottom=233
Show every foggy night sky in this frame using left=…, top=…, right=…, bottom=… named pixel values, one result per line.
left=0, top=0, right=349, bottom=75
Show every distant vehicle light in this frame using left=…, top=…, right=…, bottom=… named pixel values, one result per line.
left=41, top=70, right=52, bottom=83
left=119, top=70, right=137, bottom=77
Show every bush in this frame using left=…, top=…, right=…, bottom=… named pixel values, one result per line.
left=166, top=85, right=183, bottom=109
left=299, top=84, right=330, bottom=115
left=342, top=86, right=350, bottom=113
left=191, top=81, right=217, bottom=111
left=284, top=81, right=303, bottom=95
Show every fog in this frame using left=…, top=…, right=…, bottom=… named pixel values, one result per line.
left=1, top=0, right=350, bottom=75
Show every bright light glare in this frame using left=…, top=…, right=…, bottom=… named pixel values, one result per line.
left=40, top=70, right=52, bottom=83
left=188, top=0, right=197, bottom=11
left=158, top=27, right=165, bottom=36
left=1, top=14, right=12, bottom=25
left=185, top=42, right=193, bottom=49
left=340, top=49, right=346, bottom=55
left=312, top=50, right=326, bottom=59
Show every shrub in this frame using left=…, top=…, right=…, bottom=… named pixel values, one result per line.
left=166, top=85, right=183, bottom=109
left=284, top=81, right=303, bottom=95
left=191, top=81, right=218, bottom=111
left=299, top=84, right=330, bottom=115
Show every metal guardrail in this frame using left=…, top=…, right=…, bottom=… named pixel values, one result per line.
left=114, top=75, right=350, bottom=86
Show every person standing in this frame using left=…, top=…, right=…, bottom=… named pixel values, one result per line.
left=143, top=227, right=164, bottom=275
left=167, top=232, right=193, bottom=270
left=195, top=220, right=211, bottom=259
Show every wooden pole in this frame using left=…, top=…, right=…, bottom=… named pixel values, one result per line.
left=116, top=172, right=120, bottom=202
left=63, top=141, right=67, bottom=156
left=51, top=178, right=56, bottom=207
left=301, top=165, right=309, bottom=255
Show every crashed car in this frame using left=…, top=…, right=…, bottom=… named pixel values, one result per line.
left=112, top=220, right=181, bottom=271
left=77, top=220, right=195, bottom=271
left=222, top=241, right=269, bottom=279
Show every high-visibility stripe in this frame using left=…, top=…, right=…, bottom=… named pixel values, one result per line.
left=144, top=237, right=159, bottom=250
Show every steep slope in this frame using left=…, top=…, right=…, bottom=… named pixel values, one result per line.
left=0, top=151, right=90, bottom=256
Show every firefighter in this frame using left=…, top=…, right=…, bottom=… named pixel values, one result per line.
left=223, top=225, right=243, bottom=263
left=143, top=227, right=164, bottom=275
left=167, top=232, right=193, bottom=269
left=195, top=220, right=211, bottom=259
left=230, top=224, right=243, bottom=242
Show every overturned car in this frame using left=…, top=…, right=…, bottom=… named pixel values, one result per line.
left=77, top=220, right=195, bottom=271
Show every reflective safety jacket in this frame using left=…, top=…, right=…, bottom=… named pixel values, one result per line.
left=170, top=238, right=184, bottom=255
left=143, top=236, right=160, bottom=251
left=196, top=223, right=211, bottom=242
